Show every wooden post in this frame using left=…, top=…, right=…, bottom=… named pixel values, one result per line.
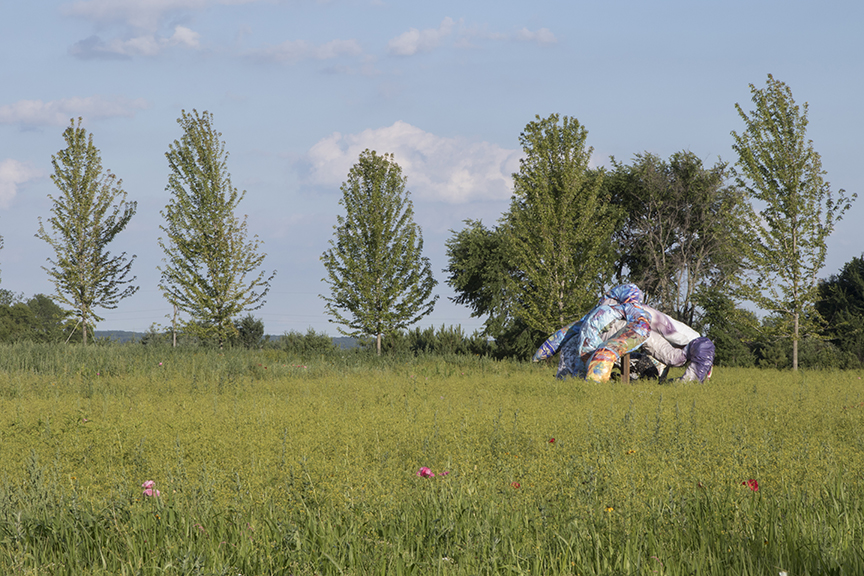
left=622, top=353, right=630, bottom=384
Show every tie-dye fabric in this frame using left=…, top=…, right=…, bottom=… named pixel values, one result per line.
left=585, top=304, right=651, bottom=383
left=576, top=305, right=621, bottom=357
left=606, top=284, right=644, bottom=305
left=640, top=305, right=700, bottom=347
left=533, top=320, right=582, bottom=362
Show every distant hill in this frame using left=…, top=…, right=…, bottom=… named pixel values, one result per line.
left=95, top=330, right=143, bottom=343
left=333, top=336, right=359, bottom=349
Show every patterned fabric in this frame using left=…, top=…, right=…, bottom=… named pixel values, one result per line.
left=640, top=305, right=700, bottom=347
left=585, top=306, right=651, bottom=383
left=680, top=336, right=715, bottom=382
left=556, top=335, right=586, bottom=379
left=577, top=305, right=621, bottom=357
left=606, top=284, right=644, bottom=305
left=533, top=320, right=582, bottom=362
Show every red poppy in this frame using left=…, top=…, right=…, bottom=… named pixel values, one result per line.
left=548, top=438, right=555, bottom=444
left=511, top=482, right=520, bottom=489
left=742, top=479, right=759, bottom=491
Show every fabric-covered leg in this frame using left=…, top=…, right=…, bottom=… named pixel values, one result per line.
left=681, top=336, right=715, bottom=383
left=557, top=337, right=586, bottom=379
left=585, top=321, right=649, bottom=383
left=586, top=348, right=617, bottom=382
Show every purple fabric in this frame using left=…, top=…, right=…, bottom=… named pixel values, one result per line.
left=685, top=337, right=715, bottom=383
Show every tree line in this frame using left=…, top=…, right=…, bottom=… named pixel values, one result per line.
left=0, top=75, right=860, bottom=368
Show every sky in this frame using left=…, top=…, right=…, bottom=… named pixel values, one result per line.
left=1, top=0, right=862, bottom=337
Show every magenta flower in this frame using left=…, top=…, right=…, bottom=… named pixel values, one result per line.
left=742, top=479, right=759, bottom=491
left=141, top=480, right=161, bottom=497
left=415, top=466, right=435, bottom=478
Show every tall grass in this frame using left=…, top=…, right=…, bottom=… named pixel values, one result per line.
left=0, top=343, right=863, bottom=574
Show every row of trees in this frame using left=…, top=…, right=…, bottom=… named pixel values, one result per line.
left=22, top=111, right=274, bottom=347
left=0, top=75, right=858, bottom=368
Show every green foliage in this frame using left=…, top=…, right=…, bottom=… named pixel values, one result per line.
left=731, top=75, right=858, bottom=369
left=608, top=151, right=746, bottom=325
left=507, top=114, right=617, bottom=333
left=35, top=118, right=138, bottom=345
left=696, top=287, right=758, bottom=367
left=158, top=109, right=275, bottom=348
left=232, top=314, right=264, bottom=349
left=0, top=295, right=72, bottom=344
left=444, top=219, right=513, bottom=328
left=817, top=253, right=864, bottom=365
left=320, top=149, right=438, bottom=354
left=0, top=349, right=863, bottom=574
left=444, top=219, right=543, bottom=355
left=277, top=328, right=339, bottom=356
left=372, top=324, right=492, bottom=356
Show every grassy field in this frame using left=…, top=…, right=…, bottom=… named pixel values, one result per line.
left=0, top=342, right=863, bottom=575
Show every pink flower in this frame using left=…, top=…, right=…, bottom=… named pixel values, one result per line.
left=141, top=480, right=160, bottom=497
left=415, top=467, right=435, bottom=478
left=440, top=471, right=450, bottom=476
left=742, top=479, right=759, bottom=491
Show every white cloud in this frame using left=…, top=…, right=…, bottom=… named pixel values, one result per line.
left=0, top=96, right=150, bottom=128
left=64, top=0, right=208, bottom=31
left=515, top=27, right=557, bottom=45
left=387, top=17, right=455, bottom=56
left=303, top=121, right=521, bottom=204
left=70, top=25, right=201, bottom=58
left=0, top=160, right=41, bottom=209
left=251, top=38, right=363, bottom=63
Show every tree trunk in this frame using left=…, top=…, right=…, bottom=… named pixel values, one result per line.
left=792, top=311, right=799, bottom=371
left=82, top=317, right=88, bottom=345
left=376, top=333, right=382, bottom=356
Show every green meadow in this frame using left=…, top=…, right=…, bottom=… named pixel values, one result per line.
left=1, top=343, right=863, bottom=575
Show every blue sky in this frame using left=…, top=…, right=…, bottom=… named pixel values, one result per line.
left=1, top=0, right=862, bottom=336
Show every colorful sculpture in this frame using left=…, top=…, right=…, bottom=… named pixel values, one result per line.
left=534, top=284, right=715, bottom=383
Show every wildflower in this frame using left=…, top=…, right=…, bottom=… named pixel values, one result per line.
left=416, top=467, right=435, bottom=478
left=159, top=362, right=162, bottom=366
left=548, top=437, right=555, bottom=444
left=742, top=479, right=759, bottom=491
left=626, top=449, right=636, bottom=455
left=605, top=506, right=614, bottom=513
left=511, top=482, right=521, bottom=489
left=440, top=471, right=450, bottom=476
left=142, top=480, right=161, bottom=497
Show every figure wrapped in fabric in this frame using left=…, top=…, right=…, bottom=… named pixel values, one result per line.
left=534, top=284, right=715, bottom=383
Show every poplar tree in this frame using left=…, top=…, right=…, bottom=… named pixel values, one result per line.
left=36, top=118, right=138, bottom=344
left=320, top=149, right=437, bottom=355
left=731, top=75, right=857, bottom=370
left=507, top=114, right=617, bottom=333
left=158, top=109, right=275, bottom=347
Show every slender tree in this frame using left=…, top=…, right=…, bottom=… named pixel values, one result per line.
left=731, top=75, right=857, bottom=369
left=506, top=114, right=617, bottom=334
left=321, top=149, right=437, bottom=355
left=158, top=109, right=275, bottom=347
left=36, top=118, right=138, bottom=344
